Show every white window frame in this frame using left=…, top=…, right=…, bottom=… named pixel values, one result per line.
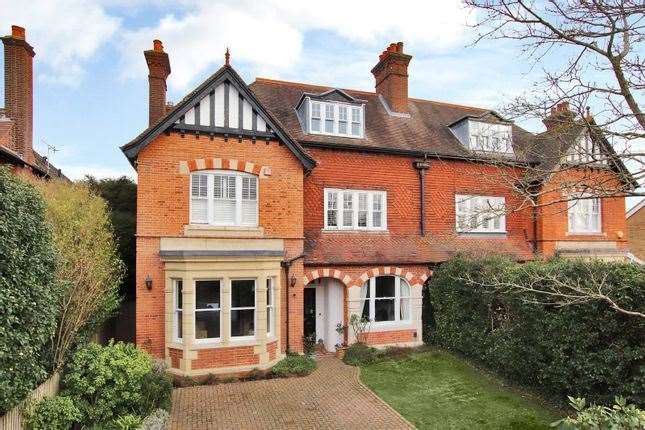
left=189, top=170, right=258, bottom=227
left=568, top=194, right=602, bottom=234
left=172, top=279, right=183, bottom=343
left=361, top=276, right=411, bottom=326
left=455, top=194, right=506, bottom=233
left=324, top=188, right=387, bottom=231
left=194, top=279, right=222, bottom=344
left=307, top=98, right=364, bottom=138
left=266, top=277, right=275, bottom=338
left=230, top=278, right=256, bottom=340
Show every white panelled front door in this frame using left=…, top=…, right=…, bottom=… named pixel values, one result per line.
left=313, top=278, right=344, bottom=352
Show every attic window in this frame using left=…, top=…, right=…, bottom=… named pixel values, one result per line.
left=469, top=121, right=513, bottom=153
left=307, top=99, right=364, bottom=138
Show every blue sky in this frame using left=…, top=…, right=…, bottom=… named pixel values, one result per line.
left=0, top=0, right=641, bottom=210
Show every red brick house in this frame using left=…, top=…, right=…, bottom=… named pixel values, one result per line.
left=1, top=26, right=64, bottom=179
left=122, top=41, right=635, bottom=376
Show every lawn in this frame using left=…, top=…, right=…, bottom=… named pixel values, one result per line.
left=360, top=349, right=559, bottom=430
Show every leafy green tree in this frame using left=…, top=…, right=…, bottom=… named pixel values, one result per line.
left=32, top=178, right=123, bottom=368
left=0, top=167, right=60, bottom=413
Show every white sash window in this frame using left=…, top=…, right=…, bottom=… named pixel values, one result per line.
left=324, top=188, right=387, bottom=231
left=568, top=195, right=601, bottom=233
left=361, top=276, right=411, bottom=324
left=190, top=170, right=258, bottom=227
left=455, top=194, right=506, bottom=233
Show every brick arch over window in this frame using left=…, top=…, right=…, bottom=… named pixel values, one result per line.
left=178, top=158, right=271, bottom=177
left=303, top=268, right=352, bottom=288
left=352, top=266, right=432, bottom=288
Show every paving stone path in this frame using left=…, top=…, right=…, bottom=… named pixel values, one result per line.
left=169, top=355, right=414, bottom=429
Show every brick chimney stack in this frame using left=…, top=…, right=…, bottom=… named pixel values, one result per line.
left=543, top=101, right=575, bottom=131
left=371, top=42, right=412, bottom=115
left=144, top=39, right=171, bottom=126
left=1, top=25, right=35, bottom=163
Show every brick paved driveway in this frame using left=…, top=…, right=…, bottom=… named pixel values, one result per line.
left=169, top=356, right=414, bottom=429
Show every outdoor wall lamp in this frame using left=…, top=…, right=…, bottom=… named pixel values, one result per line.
left=145, top=275, right=153, bottom=290
left=289, top=274, right=297, bottom=288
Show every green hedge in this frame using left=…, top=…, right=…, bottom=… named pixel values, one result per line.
left=0, top=168, right=60, bottom=413
left=427, top=256, right=644, bottom=407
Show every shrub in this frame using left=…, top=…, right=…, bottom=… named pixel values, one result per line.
left=271, top=353, right=316, bottom=377
left=552, top=396, right=645, bottom=429
left=0, top=168, right=60, bottom=412
left=62, top=341, right=153, bottom=425
left=32, top=178, right=123, bottom=368
left=428, top=255, right=645, bottom=406
left=343, top=342, right=382, bottom=366
left=141, top=409, right=170, bottom=430
left=111, top=414, right=143, bottom=430
left=140, top=362, right=173, bottom=414
left=24, top=395, right=82, bottom=430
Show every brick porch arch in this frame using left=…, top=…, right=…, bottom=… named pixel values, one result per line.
left=353, top=266, right=432, bottom=288
left=303, top=268, right=352, bottom=287
left=178, top=157, right=271, bottom=177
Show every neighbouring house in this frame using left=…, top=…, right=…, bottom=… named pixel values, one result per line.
left=1, top=26, right=65, bottom=179
left=627, top=199, right=645, bottom=261
left=122, top=40, right=636, bottom=376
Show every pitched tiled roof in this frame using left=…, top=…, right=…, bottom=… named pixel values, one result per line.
left=249, top=78, right=535, bottom=159
left=304, top=232, right=534, bottom=265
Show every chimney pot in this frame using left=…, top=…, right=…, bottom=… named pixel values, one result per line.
left=11, top=25, right=25, bottom=40
left=153, top=39, right=163, bottom=52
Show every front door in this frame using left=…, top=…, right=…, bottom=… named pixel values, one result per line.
left=303, top=288, right=316, bottom=339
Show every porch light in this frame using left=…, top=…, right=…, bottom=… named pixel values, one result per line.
left=289, top=275, right=297, bottom=288
left=145, top=275, right=153, bottom=290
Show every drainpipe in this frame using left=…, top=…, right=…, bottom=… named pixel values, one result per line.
left=281, top=253, right=305, bottom=353
left=532, top=205, right=539, bottom=255
left=413, top=158, right=431, bottom=236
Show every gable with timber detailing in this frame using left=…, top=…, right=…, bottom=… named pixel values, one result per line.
left=121, top=65, right=316, bottom=170
left=176, top=78, right=272, bottom=137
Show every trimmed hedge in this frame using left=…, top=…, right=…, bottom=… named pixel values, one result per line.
left=0, top=168, right=60, bottom=413
left=271, top=353, right=316, bottom=377
left=427, top=255, right=644, bottom=407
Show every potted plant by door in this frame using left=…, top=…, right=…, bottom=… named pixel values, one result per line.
left=334, top=323, right=348, bottom=359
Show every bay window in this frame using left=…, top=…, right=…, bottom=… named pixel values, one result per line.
left=455, top=194, right=506, bottom=233
left=568, top=195, right=601, bottom=233
left=266, top=278, right=275, bottom=337
left=324, top=188, right=387, bottom=230
left=190, top=171, right=258, bottom=227
left=195, top=280, right=221, bottom=341
left=173, top=279, right=183, bottom=342
left=231, top=279, right=255, bottom=338
left=361, top=276, right=411, bottom=324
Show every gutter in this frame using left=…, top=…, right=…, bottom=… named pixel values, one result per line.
left=413, top=158, right=431, bottom=236
left=280, top=253, right=305, bottom=353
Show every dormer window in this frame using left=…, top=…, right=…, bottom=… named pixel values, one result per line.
left=469, top=121, right=513, bottom=153
left=449, top=115, right=514, bottom=155
left=297, top=91, right=365, bottom=138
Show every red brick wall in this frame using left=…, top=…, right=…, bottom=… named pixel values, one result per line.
left=362, top=329, right=417, bottom=345
left=136, top=133, right=304, bottom=238
left=135, top=132, right=305, bottom=358
left=536, top=170, right=628, bottom=255
left=192, top=346, right=260, bottom=369
left=267, top=340, right=278, bottom=361
left=304, top=148, right=535, bottom=243
left=168, top=347, right=183, bottom=369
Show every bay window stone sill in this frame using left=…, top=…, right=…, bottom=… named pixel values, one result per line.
left=184, top=224, right=264, bottom=238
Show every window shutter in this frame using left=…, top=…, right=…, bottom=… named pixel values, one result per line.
left=241, top=176, right=258, bottom=226
left=191, top=174, right=208, bottom=223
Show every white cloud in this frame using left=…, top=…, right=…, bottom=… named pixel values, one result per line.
left=118, top=0, right=473, bottom=92
left=0, top=0, right=119, bottom=85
